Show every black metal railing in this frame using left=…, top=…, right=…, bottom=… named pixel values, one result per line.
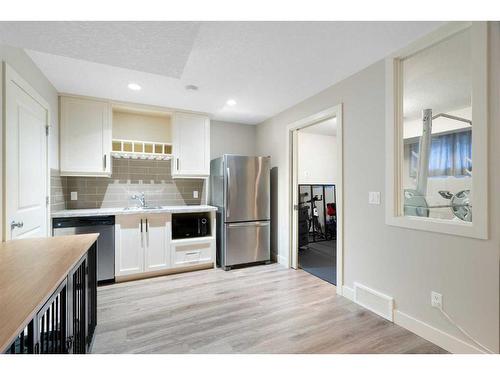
left=72, top=258, right=86, bottom=354
left=7, top=322, right=34, bottom=354
left=37, top=283, right=67, bottom=354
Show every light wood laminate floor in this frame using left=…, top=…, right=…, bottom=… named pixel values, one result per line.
left=92, top=263, right=447, bottom=354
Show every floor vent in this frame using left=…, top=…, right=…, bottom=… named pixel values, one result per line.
left=354, top=282, right=394, bottom=321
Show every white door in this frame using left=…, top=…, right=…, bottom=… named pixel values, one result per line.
left=60, top=96, right=112, bottom=177
left=144, top=214, right=170, bottom=272
left=172, top=112, right=210, bottom=177
left=4, top=65, right=48, bottom=240
left=115, top=215, right=144, bottom=276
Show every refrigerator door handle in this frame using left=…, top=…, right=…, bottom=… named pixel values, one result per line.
left=227, top=221, right=270, bottom=227
left=226, top=167, right=231, bottom=218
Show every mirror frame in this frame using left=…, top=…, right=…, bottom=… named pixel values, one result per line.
left=385, top=22, right=488, bottom=239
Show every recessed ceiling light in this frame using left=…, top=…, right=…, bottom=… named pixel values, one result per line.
left=185, top=84, right=199, bottom=91
left=226, top=99, right=237, bottom=106
left=128, top=83, right=141, bottom=91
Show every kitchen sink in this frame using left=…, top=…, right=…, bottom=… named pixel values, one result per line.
left=122, top=206, right=163, bottom=211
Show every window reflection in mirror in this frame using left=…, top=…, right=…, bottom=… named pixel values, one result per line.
left=402, top=27, right=472, bottom=222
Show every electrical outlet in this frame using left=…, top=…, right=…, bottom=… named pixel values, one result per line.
left=431, top=291, right=443, bottom=309
left=193, top=190, right=199, bottom=199
left=71, top=191, right=78, bottom=201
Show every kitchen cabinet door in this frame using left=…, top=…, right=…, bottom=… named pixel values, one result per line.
left=60, top=96, right=112, bottom=177
left=115, top=215, right=144, bottom=276
left=144, top=214, right=170, bottom=272
left=171, top=112, right=210, bottom=178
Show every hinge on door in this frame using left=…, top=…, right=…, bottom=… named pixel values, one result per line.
left=45, top=125, right=50, bottom=136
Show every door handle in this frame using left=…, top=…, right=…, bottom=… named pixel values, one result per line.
left=103, top=154, right=107, bottom=170
left=226, top=167, right=231, bottom=218
left=146, top=218, right=148, bottom=233
left=227, top=221, right=270, bottom=228
left=176, top=158, right=179, bottom=171
left=140, top=219, right=143, bottom=233
left=10, top=221, right=24, bottom=230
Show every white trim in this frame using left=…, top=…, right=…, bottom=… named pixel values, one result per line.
left=285, top=104, right=343, bottom=292
left=2, top=63, right=51, bottom=240
left=341, top=285, right=355, bottom=301
left=385, top=22, right=488, bottom=239
left=342, top=286, right=490, bottom=353
left=353, top=282, right=394, bottom=322
left=394, top=310, right=487, bottom=354
left=277, top=254, right=288, bottom=267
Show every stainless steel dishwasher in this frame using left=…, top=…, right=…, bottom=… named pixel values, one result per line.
left=53, top=216, right=115, bottom=283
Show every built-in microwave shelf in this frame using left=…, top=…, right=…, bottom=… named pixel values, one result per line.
left=111, top=138, right=172, bottom=160
left=172, top=212, right=211, bottom=240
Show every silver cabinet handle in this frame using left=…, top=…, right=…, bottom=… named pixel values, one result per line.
left=176, top=158, right=179, bottom=171
left=146, top=218, right=148, bottom=233
left=10, top=221, right=24, bottom=230
left=140, top=219, right=143, bottom=233
left=103, top=154, right=107, bottom=170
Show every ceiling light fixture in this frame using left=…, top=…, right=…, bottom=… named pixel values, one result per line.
left=226, top=99, right=237, bottom=106
left=127, top=83, right=142, bottom=91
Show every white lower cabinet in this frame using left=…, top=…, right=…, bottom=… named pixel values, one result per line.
left=115, top=213, right=170, bottom=276
left=171, top=238, right=215, bottom=268
left=144, top=214, right=171, bottom=272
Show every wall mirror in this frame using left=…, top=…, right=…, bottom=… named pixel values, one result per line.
left=386, top=22, right=488, bottom=238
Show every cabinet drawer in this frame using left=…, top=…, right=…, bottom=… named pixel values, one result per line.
left=172, top=241, right=213, bottom=267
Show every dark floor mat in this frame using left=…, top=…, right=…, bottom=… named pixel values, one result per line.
left=299, top=240, right=336, bottom=285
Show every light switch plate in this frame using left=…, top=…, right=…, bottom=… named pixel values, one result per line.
left=71, top=191, right=78, bottom=201
left=368, top=191, right=381, bottom=205
left=193, top=190, right=199, bottom=199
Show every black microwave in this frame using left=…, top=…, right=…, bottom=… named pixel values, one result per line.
left=172, top=212, right=210, bottom=239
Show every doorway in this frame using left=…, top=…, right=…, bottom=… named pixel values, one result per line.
left=287, top=104, right=343, bottom=291
left=298, top=184, right=337, bottom=284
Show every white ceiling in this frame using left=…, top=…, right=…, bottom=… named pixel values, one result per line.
left=0, top=21, right=444, bottom=124
left=301, top=118, right=337, bottom=136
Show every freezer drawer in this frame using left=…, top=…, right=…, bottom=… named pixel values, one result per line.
left=224, top=221, right=270, bottom=266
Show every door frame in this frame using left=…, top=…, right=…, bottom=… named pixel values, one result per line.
left=2, top=63, right=50, bottom=240
left=286, top=104, right=344, bottom=293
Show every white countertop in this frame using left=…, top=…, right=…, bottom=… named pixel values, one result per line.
left=51, top=205, right=217, bottom=218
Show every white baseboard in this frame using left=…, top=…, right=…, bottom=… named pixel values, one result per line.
left=394, top=310, right=486, bottom=354
left=277, top=254, right=288, bottom=267
left=341, top=285, right=488, bottom=354
left=341, top=285, right=355, bottom=301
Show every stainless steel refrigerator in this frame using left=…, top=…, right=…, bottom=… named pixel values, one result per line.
left=210, top=155, right=271, bottom=270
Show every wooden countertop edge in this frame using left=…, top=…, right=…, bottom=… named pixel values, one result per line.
left=0, top=234, right=99, bottom=353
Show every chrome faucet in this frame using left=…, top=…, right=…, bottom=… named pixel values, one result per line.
left=131, top=192, right=146, bottom=208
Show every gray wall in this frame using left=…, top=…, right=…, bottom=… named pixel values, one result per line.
left=256, top=23, right=500, bottom=352
left=210, top=120, right=257, bottom=160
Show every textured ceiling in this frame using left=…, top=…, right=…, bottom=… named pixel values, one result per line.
left=0, top=21, right=200, bottom=78
left=0, top=21, right=444, bottom=124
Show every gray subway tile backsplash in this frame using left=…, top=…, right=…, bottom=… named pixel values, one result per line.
left=51, top=159, right=205, bottom=210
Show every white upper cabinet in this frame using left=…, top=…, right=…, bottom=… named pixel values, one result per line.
left=60, top=96, right=112, bottom=177
left=171, top=112, right=210, bottom=178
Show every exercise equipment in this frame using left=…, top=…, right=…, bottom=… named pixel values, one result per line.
left=404, top=108, right=473, bottom=222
